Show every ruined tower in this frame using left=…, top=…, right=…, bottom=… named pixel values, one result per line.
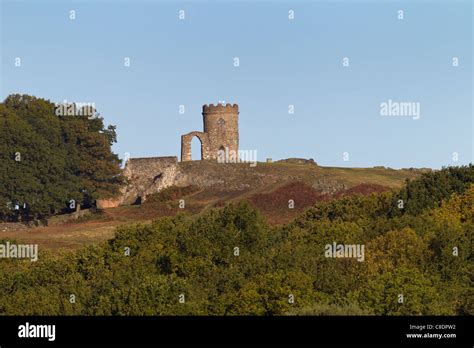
left=181, top=103, right=239, bottom=161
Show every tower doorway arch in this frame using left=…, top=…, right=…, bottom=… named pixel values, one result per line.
left=191, top=136, right=203, bottom=160
left=181, top=131, right=210, bottom=161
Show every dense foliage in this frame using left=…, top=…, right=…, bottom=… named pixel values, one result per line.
left=0, top=94, right=124, bottom=221
left=0, top=166, right=472, bottom=315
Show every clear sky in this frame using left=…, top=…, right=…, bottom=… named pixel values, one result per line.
left=1, top=0, right=472, bottom=169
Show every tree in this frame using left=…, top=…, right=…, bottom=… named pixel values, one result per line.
left=0, top=94, right=124, bottom=221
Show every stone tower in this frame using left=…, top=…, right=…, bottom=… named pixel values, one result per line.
left=181, top=103, right=239, bottom=161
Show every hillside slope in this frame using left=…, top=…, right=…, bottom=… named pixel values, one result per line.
left=0, top=161, right=423, bottom=248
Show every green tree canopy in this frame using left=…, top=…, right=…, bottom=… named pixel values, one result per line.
left=0, top=94, right=124, bottom=221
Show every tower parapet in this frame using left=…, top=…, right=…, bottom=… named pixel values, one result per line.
left=203, top=103, right=239, bottom=114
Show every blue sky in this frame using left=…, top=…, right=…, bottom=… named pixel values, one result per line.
left=1, top=0, right=472, bottom=168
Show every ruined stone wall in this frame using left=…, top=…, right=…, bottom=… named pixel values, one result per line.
left=96, top=156, right=188, bottom=208
left=181, top=104, right=239, bottom=161
left=121, top=156, right=184, bottom=204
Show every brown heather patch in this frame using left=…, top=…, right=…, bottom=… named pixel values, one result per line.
left=249, top=182, right=391, bottom=225
left=335, top=183, right=390, bottom=197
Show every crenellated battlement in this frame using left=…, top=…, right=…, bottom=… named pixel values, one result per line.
left=203, top=103, right=239, bottom=114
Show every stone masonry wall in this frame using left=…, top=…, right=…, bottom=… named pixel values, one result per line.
left=121, top=156, right=184, bottom=205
